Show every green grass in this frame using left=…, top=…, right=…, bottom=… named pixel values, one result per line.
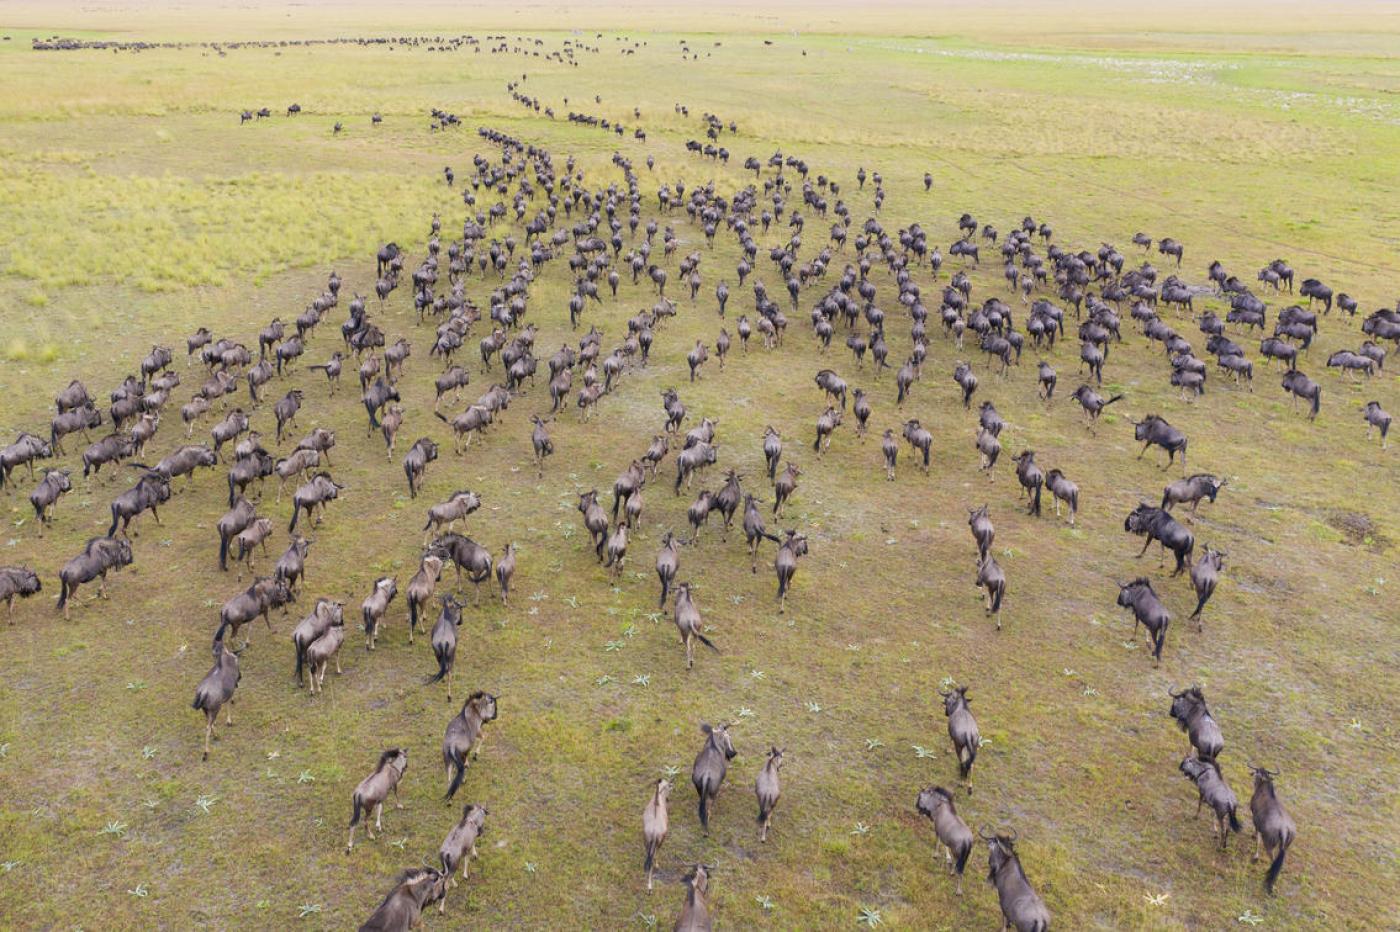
left=0, top=6, right=1398, bottom=930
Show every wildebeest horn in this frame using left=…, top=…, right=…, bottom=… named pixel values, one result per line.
left=1006, top=827, right=1018, bottom=842
left=978, top=825, right=995, bottom=840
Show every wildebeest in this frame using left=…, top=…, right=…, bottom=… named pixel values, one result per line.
left=347, top=748, right=409, bottom=852
left=691, top=722, right=736, bottom=833
left=1069, top=385, right=1122, bottom=431
left=940, top=685, right=980, bottom=791
left=303, top=606, right=345, bottom=696
left=773, top=529, right=808, bottom=613
left=192, top=622, right=240, bottom=760
left=358, top=867, right=446, bottom=931
left=1248, top=766, right=1297, bottom=894
left=289, top=472, right=344, bottom=532
left=292, top=598, right=342, bottom=686
left=1010, top=450, right=1043, bottom=516
left=976, top=555, right=1006, bottom=629
left=674, top=865, right=712, bottom=932
left=642, top=778, right=672, bottom=891
left=437, top=803, right=488, bottom=912
left=1161, top=473, right=1225, bottom=516
left=494, top=542, right=516, bottom=605
left=1180, top=755, right=1241, bottom=851
left=361, top=576, right=399, bottom=651
left=29, top=468, right=71, bottom=530
left=401, top=437, right=438, bottom=499
left=50, top=404, right=102, bottom=455
left=443, top=690, right=498, bottom=799
left=57, top=536, right=132, bottom=619
left=107, top=472, right=170, bottom=537
left=1116, top=577, right=1170, bottom=665
left=1, top=432, right=53, bottom=489
left=916, top=786, right=974, bottom=894
left=1124, top=503, right=1195, bottom=575
left=1169, top=686, right=1224, bottom=761
left=968, top=504, right=995, bottom=564
left=755, top=746, right=784, bottom=842
left=220, top=575, right=294, bottom=650
left=1363, top=400, right=1392, bottom=448
left=0, top=566, right=42, bottom=621
left=1189, top=547, right=1225, bottom=626
left=426, top=596, right=465, bottom=698
left=1131, top=414, right=1187, bottom=470
left=981, top=829, right=1052, bottom=932
left=673, top=581, right=717, bottom=669
left=1280, top=369, right=1321, bottom=420
left=1044, top=468, right=1078, bottom=526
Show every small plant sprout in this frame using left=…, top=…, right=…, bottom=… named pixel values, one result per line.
left=729, top=593, right=745, bottom=605
left=755, top=894, right=775, bottom=911
left=912, top=745, right=934, bottom=759
left=639, top=914, right=657, bottom=929
left=563, top=595, right=579, bottom=608
left=0, top=743, right=9, bottom=758
left=806, top=701, right=823, bottom=713
left=389, top=837, right=407, bottom=850
left=141, top=746, right=156, bottom=759
left=143, top=799, right=159, bottom=810
left=1238, top=909, right=1265, bottom=925
left=850, top=822, right=870, bottom=836
left=0, top=861, right=19, bottom=873
left=750, top=669, right=766, bottom=679
left=642, top=611, right=663, bottom=624
left=100, top=821, right=128, bottom=837
left=266, top=750, right=280, bottom=760
left=524, top=861, right=538, bottom=874
left=595, top=674, right=615, bottom=686
left=857, top=905, right=884, bottom=926
left=604, top=639, right=624, bottom=651
left=865, top=738, right=884, bottom=750
left=194, top=794, right=218, bottom=814
left=298, top=904, right=322, bottom=919
left=127, top=883, right=148, bottom=898
left=632, top=673, right=651, bottom=687
left=1349, top=719, right=1364, bottom=731
left=125, top=680, right=146, bottom=691
left=662, top=765, right=681, bottom=780
left=736, top=707, right=754, bottom=718
left=528, top=591, right=548, bottom=602
left=1144, top=892, right=1169, bottom=907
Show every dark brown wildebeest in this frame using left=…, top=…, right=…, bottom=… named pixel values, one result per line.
left=1124, top=503, right=1195, bottom=575
left=0, top=566, right=42, bottom=622
left=976, top=555, right=1006, bottom=629
left=437, top=803, right=488, bottom=912
left=220, top=575, right=294, bottom=650
left=402, top=437, right=438, bottom=499
left=691, top=723, right=736, bottom=833
left=882, top=428, right=898, bottom=480
left=1, top=432, right=52, bottom=489
left=1169, top=686, right=1224, bottom=761
left=29, top=468, right=71, bottom=530
left=1363, top=400, right=1391, bottom=448
left=1069, top=385, right=1122, bottom=431
left=1161, top=474, right=1225, bottom=517
left=192, top=622, right=240, bottom=760
left=289, top=472, right=343, bottom=532
left=981, top=829, right=1052, bottom=932
left=1248, top=766, right=1296, bottom=894
left=940, top=685, right=980, bottom=792
left=1131, top=414, right=1188, bottom=470
left=1044, top=468, right=1078, bottom=526
left=443, top=691, right=498, bottom=800
left=292, top=597, right=341, bottom=686
left=1188, top=547, right=1225, bottom=627
left=916, top=786, right=974, bottom=894
left=674, top=865, right=712, bottom=932
left=1010, top=451, right=1043, bottom=516
left=1180, top=754, right=1241, bottom=851
left=968, top=505, right=994, bottom=563
left=361, top=576, right=399, bottom=651
left=57, top=536, right=132, bottom=619
left=1281, top=369, right=1320, bottom=420
left=495, top=542, right=516, bottom=605
left=774, top=530, right=808, bottom=613
left=358, top=867, right=446, bottom=930
left=426, top=596, right=464, bottom=699
left=107, top=472, right=171, bottom=538
left=673, top=581, right=717, bottom=669
left=1116, top=577, right=1170, bottom=666
left=347, top=748, right=409, bottom=852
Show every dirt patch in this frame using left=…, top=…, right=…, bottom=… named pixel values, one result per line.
left=1325, top=510, right=1392, bottom=553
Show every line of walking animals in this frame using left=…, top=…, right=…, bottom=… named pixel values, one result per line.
left=4, top=131, right=1389, bottom=929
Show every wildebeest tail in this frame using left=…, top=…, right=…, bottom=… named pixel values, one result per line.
left=812, top=433, right=821, bottom=452
left=1310, top=388, right=1320, bottom=418
left=1190, top=584, right=1213, bottom=620
left=444, top=751, right=467, bottom=800
left=289, top=506, right=301, bottom=533
left=348, top=793, right=364, bottom=828
left=643, top=840, right=658, bottom=873
left=695, top=631, right=719, bottom=653
left=363, top=607, right=377, bottom=640
left=697, top=784, right=712, bottom=830
left=1265, top=840, right=1288, bottom=894
left=1104, top=394, right=1124, bottom=406
left=959, top=743, right=977, bottom=779
left=1031, top=483, right=1042, bottom=516
left=408, top=597, right=420, bottom=632
left=1228, top=807, right=1241, bottom=833
left=954, top=839, right=972, bottom=876
left=991, top=580, right=1004, bottom=616
left=426, top=646, right=450, bottom=684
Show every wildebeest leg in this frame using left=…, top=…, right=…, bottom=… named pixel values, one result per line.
left=1137, top=537, right=1152, bottom=558
left=1138, top=442, right=1150, bottom=459
left=203, top=712, right=214, bottom=761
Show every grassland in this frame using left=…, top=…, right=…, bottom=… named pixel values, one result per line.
left=0, top=4, right=1397, bottom=929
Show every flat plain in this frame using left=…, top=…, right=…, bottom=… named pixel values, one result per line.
left=0, top=3, right=1397, bottom=928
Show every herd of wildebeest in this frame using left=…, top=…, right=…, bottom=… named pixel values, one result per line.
left=3, top=84, right=1398, bottom=927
